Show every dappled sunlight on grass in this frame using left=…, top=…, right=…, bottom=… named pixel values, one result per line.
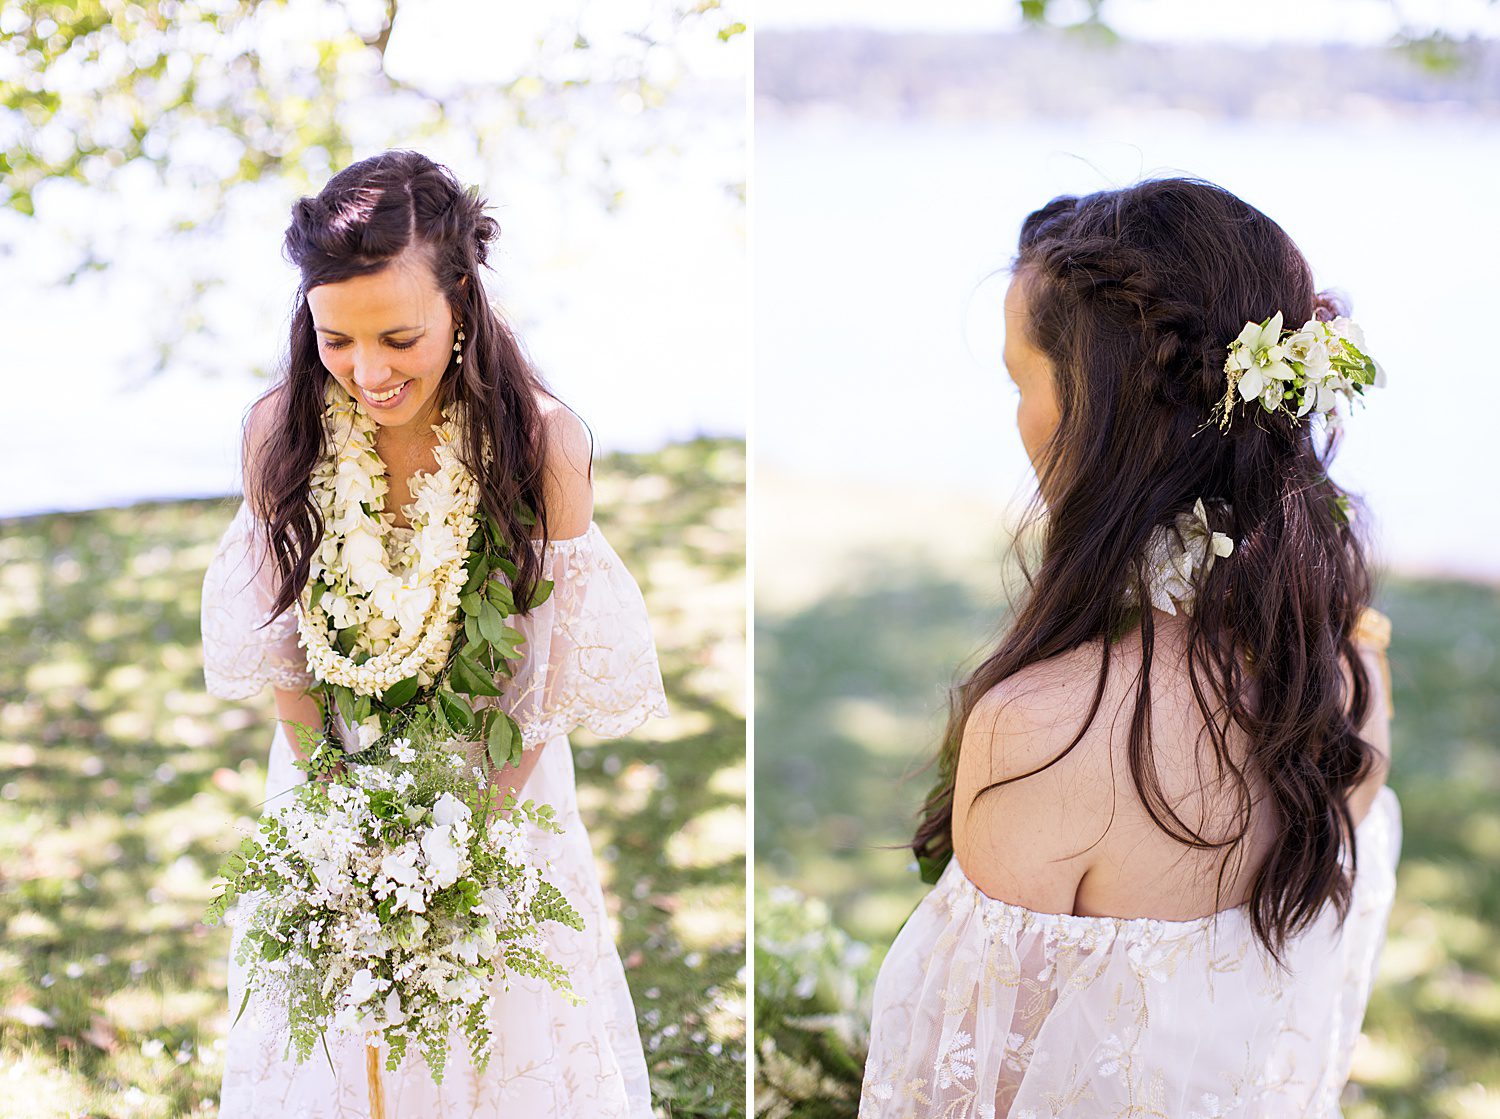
left=0, top=436, right=745, bottom=1118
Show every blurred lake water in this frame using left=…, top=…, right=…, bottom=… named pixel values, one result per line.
left=755, top=108, right=1500, bottom=581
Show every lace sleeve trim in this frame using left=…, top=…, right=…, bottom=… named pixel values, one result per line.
left=200, top=500, right=316, bottom=701
left=488, top=521, right=670, bottom=750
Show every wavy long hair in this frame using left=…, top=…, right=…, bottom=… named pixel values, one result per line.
left=244, top=149, right=569, bottom=626
left=912, top=177, right=1381, bottom=970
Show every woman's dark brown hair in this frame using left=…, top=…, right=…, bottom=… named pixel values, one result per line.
left=912, top=176, right=1380, bottom=971
left=245, top=148, right=575, bottom=625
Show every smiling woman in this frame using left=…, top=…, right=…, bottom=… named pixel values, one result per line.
left=199, top=149, right=670, bottom=1118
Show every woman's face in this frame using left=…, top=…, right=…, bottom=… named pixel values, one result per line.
left=307, top=249, right=459, bottom=441
left=1003, top=271, right=1062, bottom=479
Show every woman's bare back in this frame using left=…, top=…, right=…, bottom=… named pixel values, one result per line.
left=954, top=609, right=1393, bottom=922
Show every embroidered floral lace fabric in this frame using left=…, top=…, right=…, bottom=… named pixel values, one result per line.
left=200, top=498, right=669, bottom=1118
left=860, top=784, right=1402, bottom=1119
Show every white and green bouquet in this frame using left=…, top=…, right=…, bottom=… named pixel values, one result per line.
left=206, top=710, right=584, bottom=1081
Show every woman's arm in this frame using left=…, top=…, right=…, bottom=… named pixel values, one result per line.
left=272, top=685, right=327, bottom=763
left=1344, top=608, right=1394, bottom=825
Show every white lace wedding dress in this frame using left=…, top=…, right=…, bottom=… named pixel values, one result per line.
left=860, top=781, right=1402, bottom=1119
left=201, top=497, right=669, bottom=1118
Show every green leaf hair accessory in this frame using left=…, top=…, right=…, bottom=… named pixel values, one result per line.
left=1210, top=311, right=1386, bottom=432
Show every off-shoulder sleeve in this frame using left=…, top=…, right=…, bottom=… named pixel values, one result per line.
left=490, top=521, right=669, bottom=751
left=200, top=499, right=316, bottom=701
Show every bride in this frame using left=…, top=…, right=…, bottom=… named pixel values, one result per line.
left=860, top=177, right=1399, bottom=1117
left=200, top=149, right=668, bottom=1117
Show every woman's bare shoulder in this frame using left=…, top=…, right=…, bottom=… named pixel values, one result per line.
left=531, top=393, right=594, bottom=538
left=953, top=650, right=1116, bottom=910
left=958, top=646, right=1119, bottom=787
left=242, top=384, right=292, bottom=516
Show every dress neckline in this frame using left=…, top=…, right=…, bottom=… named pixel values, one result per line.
left=948, top=784, right=1397, bottom=937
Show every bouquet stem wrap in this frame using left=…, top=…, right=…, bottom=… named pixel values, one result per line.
left=367, top=1035, right=386, bottom=1119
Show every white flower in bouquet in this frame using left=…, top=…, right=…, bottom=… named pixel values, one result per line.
left=356, top=716, right=384, bottom=753
left=451, top=933, right=483, bottom=967
left=378, top=846, right=427, bottom=914
left=420, top=823, right=466, bottom=890
left=432, top=792, right=469, bottom=827
left=382, top=990, right=406, bottom=1027
left=444, top=970, right=487, bottom=1005
left=347, top=967, right=380, bottom=1006
left=480, top=885, right=513, bottom=923
left=310, top=856, right=340, bottom=889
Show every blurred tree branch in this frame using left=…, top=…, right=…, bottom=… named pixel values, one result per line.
left=1, top=0, right=745, bottom=227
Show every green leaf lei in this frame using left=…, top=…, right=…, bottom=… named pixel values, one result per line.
left=300, top=501, right=552, bottom=778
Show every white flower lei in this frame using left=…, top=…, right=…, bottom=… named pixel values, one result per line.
left=295, top=379, right=481, bottom=696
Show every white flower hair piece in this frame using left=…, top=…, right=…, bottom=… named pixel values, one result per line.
left=1128, top=499, right=1235, bottom=617
left=1210, top=312, right=1386, bottom=432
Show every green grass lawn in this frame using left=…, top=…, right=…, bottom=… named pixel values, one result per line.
left=0, top=436, right=746, bottom=1119
left=755, top=471, right=1500, bottom=1119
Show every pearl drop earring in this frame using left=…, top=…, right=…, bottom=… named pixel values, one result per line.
left=454, top=323, right=466, bottom=366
